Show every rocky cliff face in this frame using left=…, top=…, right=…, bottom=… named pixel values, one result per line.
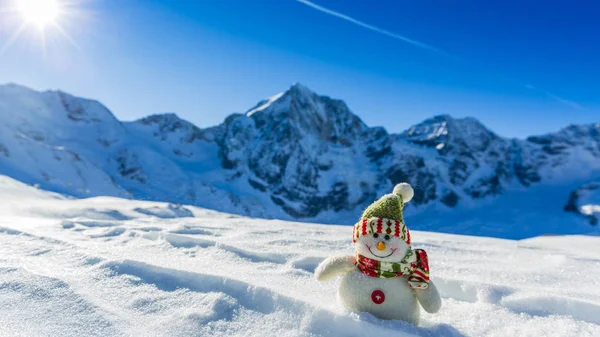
left=0, top=82, right=598, bottom=237
left=207, top=83, right=378, bottom=218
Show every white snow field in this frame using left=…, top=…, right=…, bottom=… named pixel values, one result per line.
left=1, top=175, right=599, bottom=337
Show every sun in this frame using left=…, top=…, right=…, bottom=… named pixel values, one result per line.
left=17, top=0, right=61, bottom=28
left=0, top=0, right=81, bottom=55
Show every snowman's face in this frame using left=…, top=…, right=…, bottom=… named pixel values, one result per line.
left=355, top=233, right=410, bottom=262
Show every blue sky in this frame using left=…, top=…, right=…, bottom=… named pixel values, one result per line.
left=0, top=0, right=598, bottom=137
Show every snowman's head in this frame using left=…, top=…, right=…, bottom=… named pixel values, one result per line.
left=354, top=230, right=410, bottom=262
left=352, top=183, right=415, bottom=262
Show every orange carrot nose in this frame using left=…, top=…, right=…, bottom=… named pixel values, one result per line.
left=377, top=241, right=386, bottom=251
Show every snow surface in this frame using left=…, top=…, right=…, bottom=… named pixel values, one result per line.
left=1, top=175, right=599, bottom=337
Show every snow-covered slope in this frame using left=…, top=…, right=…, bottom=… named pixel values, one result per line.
left=0, top=83, right=598, bottom=238
left=0, top=176, right=599, bottom=337
left=0, top=84, right=127, bottom=197
left=0, top=84, right=262, bottom=218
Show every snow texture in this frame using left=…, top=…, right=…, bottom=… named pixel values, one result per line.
left=0, top=175, right=599, bottom=337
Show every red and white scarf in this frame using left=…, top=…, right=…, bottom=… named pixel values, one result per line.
left=355, top=249, right=430, bottom=289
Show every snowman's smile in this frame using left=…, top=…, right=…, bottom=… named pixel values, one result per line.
left=367, top=246, right=396, bottom=258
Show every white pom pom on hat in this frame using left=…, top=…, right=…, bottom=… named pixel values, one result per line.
left=393, top=183, right=414, bottom=203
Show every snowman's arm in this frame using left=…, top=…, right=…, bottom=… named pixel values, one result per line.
left=414, top=280, right=442, bottom=313
left=314, top=255, right=356, bottom=281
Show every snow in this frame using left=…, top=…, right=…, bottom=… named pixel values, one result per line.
left=577, top=183, right=600, bottom=221
left=0, top=175, right=599, bottom=337
left=246, top=92, right=286, bottom=116
left=582, top=204, right=600, bottom=216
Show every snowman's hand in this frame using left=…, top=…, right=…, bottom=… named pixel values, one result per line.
left=314, top=255, right=356, bottom=281
left=415, top=280, right=442, bottom=314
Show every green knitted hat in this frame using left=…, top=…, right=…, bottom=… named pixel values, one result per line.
left=352, top=183, right=415, bottom=244
left=361, top=183, right=414, bottom=222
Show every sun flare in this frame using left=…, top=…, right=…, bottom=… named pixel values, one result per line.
left=0, top=0, right=80, bottom=55
left=17, top=0, right=60, bottom=28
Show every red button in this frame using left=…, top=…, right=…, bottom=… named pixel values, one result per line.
left=371, top=290, right=385, bottom=304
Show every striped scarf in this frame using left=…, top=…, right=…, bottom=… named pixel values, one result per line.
left=355, top=249, right=430, bottom=289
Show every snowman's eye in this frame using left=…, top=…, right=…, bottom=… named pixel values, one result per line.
left=385, top=235, right=390, bottom=240
left=373, top=233, right=379, bottom=238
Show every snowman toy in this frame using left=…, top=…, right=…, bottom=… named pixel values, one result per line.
left=314, top=183, right=442, bottom=325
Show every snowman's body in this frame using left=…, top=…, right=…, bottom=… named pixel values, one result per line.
left=339, top=269, right=420, bottom=324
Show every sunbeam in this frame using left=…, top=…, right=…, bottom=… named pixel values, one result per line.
left=0, top=23, right=28, bottom=55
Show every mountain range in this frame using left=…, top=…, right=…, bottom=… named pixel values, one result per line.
left=0, top=82, right=598, bottom=238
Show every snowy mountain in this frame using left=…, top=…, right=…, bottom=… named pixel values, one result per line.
left=0, top=83, right=598, bottom=238
left=0, top=176, right=599, bottom=336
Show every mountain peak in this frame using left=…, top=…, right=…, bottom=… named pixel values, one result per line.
left=137, top=112, right=183, bottom=124
left=127, top=113, right=204, bottom=147
left=245, top=83, right=318, bottom=117
left=135, top=113, right=200, bottom=134
left=1, top=82, right=36, bottom=92
left=241, top=83, right=368, bottom=147
left=289, top=82, right=315, bottom=97
left=425, top=114, right=485, bottom=127
left=402, top=114, right=500, bottom=151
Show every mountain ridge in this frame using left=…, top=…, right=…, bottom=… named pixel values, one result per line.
left=0, top=82, right=598, bottom=238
